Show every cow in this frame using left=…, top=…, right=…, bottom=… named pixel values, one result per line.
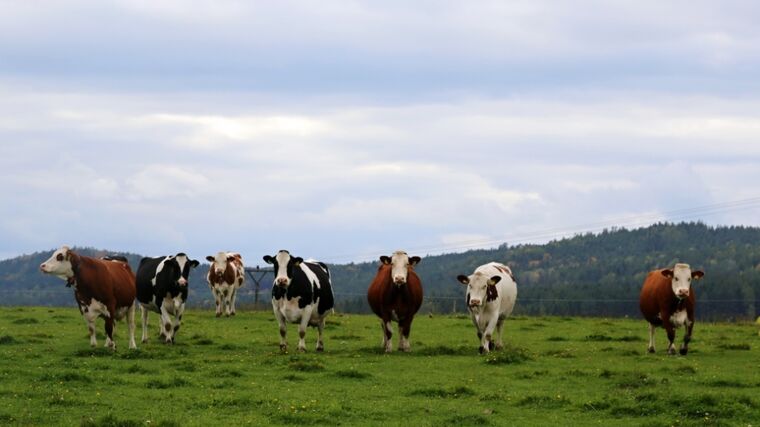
left=366, top=251, right=424, bottom=353
left=457, top=262, right=517, bottom=353
left=205, top=252, right=245, bottom=317
left=135, top=253, right=200, bottom=344
left=639, top=263, right=704, bottom=355
left=263, top=250, right=334, bottom=352
left=39, top=246, right=137, bottom=350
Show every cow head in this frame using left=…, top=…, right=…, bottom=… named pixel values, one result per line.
left=162, top=253, right=200, bottom=287
left=206, top=252, right=240, bottom=282
left=263, top=250, right=303, bottom=288
left=40, top=245, right=76, bottom=280
left=457, top=272, right=501, bottom=308
left=380, top=251, right=421, bottom=286
left=661, top=263, right=704, bottom=299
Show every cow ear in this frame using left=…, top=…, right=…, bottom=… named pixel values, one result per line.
left=206, top=256, right=215, bottom=262
left=380, top=256, right=391, bottom=265
left=457, top=275, right=469, bottom=285
left=263, top=255, right=274, bottom=264
left=661, top=269, right=674, bottom=279
left=190, top=260, right=200, bottom=268
left=409, top=256, right=421, bottom=266
left=692, top=270, right=704, bottom=280
left=488, top=276, right=502, bottom=286
left=293, top=257, right=304, bottom=266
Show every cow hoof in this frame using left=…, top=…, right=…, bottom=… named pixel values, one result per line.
left=142, top=338, right=148, bottom=344
left=479, top=346, right=485, bottom=354
left=230, top=312, right=236, bottom=316
left=279, top=344, right=287, bottom=352
left=647, top=347, right=655, bottom=354
left=667, top=348, right=676, bottom=355
left=297, top=347, right=306, bottom=353
left=316, top=346, right=324, bottom=352
left=679, top=348, right=688, bottom=356
left=216, top=313, right=221, bottom=318
left=488, top=341, right=495, bottom=351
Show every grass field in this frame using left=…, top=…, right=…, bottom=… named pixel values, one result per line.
left=0, top=307, right=757, bottom=426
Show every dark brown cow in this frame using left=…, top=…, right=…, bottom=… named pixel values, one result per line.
left=639, top=263, right=704, bottom=355
left=367, top=251, right=423, bottom=352
left=205, top=252, right=245, bottom=317
left=40, top=246, right=137, bottom=350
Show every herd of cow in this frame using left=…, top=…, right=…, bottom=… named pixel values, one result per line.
left=38, top=245, right=704, bottom=356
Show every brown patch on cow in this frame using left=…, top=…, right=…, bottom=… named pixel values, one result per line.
left=207, top=257, right=244, bottom=288
left=367, top=262, right=424, bottom=350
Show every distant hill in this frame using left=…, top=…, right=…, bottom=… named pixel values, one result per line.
left=2, top=223, right=759, bottom=319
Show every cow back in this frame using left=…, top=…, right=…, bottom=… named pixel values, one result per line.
left=76, top=255, right=136, bottom=308
left=304, top=262, right=334, bottom=315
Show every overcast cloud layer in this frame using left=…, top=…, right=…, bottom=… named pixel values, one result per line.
left=2, top=1, right=760, bottom=263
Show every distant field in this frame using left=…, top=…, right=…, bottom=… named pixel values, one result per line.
left=0, top=307, right=757, bottom=426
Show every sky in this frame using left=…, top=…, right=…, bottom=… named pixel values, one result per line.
left=2, top=1, right=760, bottom=264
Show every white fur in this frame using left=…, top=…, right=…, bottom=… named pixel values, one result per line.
left=670, top=309, right=690, bottom=328
left=271, top=261, right=329, bottom=352
left=461, top=262, right=518, bottom=353
left=208, top=252, right=244, bottom=316
left=390, top=251, right=410, bottom=284
left=39, top=246, right=74, bottom=280
left=671, top=263, right=693, bottom=297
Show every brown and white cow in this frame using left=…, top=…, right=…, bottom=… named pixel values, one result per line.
left=367, top=251, right=423, bottom=352
left=639, top=263, right=704, bottom=355
left=40, top=246, right=137, bottom=350
left=457, top=262, right=518, bottom=353
left=205, top=252, right=245, bottom=317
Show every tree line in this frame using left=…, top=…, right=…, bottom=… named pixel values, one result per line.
left=1, top=222, right=758, bottom=320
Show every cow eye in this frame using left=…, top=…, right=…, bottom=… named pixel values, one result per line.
left=56, top=254, right=63, bottom=261
left=674, top=277, right=679, bottom=281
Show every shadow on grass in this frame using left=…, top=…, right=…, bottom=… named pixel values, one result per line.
left=0, top=335, right=18, bottom=345
left=409, top=386, right=476, bottom=398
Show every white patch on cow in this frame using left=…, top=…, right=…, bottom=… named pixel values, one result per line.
left=114, top=307, right=129, bottom=320
left=39, top=246, right=75, bottom=281
left=670, top=263, right=693, bottom=298
left=152, top=257, right=169, bottom=286
left=460, top=262, right=518, bottom=352
left=390, top=310, right=399, bottom=322
left=274, top=251, right=291, bottom=285
left=390, top=251, right=410, bottom=285
left=670, top=309, right=689, bottom=328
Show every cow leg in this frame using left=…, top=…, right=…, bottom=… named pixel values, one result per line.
left=104, top=313, right=116, bottom=350
left=680, top=319, right=694, bottom=355
left=315, top=317, right=325, bottom=352
left=297, top=309, right=312, bottom=352
left=172, top=302, right=185, bottom=343
left=661, top=314, right=677, bottom=355
left=471, top=314, right=485, bottom=353
left=140, top=305, right=150, bottom=343
left=493, top=317, right=505, bottom=350
left=381, top=318, right=393, bottom=353
left=229, top=287, right=238, bottom=316
left=160, top=305, right=173, bottom=344
left=223, top=288, right=231, bottom=317
left=647, top=323, right=656, bottom=353
left=480, top=316, right=500, bottom=354
left=273, top=305, right=288, bottom=352
left=214, top=289, right=222, bottom=317
left=83, top=309, right=98, bottom=347
left=127, top=303, right=137, bottom=350
left=398, top=318, right=412, bottom=352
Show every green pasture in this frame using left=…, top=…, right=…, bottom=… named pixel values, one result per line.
left=0, top=307, right=757, bottom=426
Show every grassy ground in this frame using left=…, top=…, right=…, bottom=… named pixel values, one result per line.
left=0, top=307, right=757, bottom=426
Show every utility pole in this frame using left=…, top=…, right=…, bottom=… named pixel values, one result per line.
left=244, top=266, right=274, bottom=309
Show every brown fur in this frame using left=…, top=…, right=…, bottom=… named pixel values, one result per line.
left=68, top=251, right=136, bottom=342
left=639, top=268, right=698, bottom=355
left=207, top=256, right=243, bottom=287
left=367, top=264, right=424, bottom=351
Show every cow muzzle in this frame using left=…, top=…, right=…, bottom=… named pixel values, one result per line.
left=39, top=263, right=47, bottom=272
left=178, top=278, right=188, bottom=286
left=275, top=277, right=289, bottom=287
left=393, top=276, right=407, bottom=285
left=469, top=299, right=482, bottom=307
left=676, top=289, right=689, bottom=298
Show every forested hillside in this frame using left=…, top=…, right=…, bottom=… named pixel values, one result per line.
left=2, top=223, right=759, bottom=319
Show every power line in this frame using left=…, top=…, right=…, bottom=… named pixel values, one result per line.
left=318, top=196, right=760, bottom=262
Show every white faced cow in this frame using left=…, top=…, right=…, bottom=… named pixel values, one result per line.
left=457, top=262, right=518, bottom=353
left=263, top=250, right=334, bottom=352
left=205, top=252, right=245, bottom=317
left=40, top=246, right=137, bottom=350
left=135, top=254, right=200, bottom=344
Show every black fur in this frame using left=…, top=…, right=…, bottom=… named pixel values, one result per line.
left=136, top=255, right=199, bottom=311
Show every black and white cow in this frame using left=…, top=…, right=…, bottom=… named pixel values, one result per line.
left=135, top=253, right=200, bottom=344
left=263, top=250, right=334, bottom=352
